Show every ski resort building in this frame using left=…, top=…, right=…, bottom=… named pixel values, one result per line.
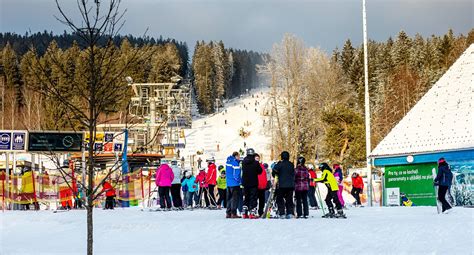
left=371, top=44, right=474, bottom=206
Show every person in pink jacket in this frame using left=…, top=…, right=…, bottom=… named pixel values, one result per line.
left=156, top=163, right=174, bottom=210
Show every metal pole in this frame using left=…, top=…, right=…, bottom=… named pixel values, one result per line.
left=363, top=0, right=372, bottom=206
left=5, top=152, right=9, bottom=210
left=82, top=145, right=86, bottom=192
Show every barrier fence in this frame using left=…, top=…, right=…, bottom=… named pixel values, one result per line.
left=0, top=170, right=155, bottom=211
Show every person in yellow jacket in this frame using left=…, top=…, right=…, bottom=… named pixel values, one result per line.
left=314, top=163, right=346, bottom=218
left=216, top=166, right=227, bottom=209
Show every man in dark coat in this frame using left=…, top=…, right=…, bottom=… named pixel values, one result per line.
left=241, top=148, right=262, bottom=219
left=272, top=151, right=295, bottom=219
left=435, top=158, right=453, bottom=213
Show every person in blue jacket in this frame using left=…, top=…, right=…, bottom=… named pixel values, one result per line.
left=226, top=151, right=241, bottom=218
left=434, top=158, right=453, bottom=213
left=181, top=171, right=198, bottom=208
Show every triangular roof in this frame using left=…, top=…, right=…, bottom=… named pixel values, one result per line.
left=371, top=44, right=474, bottom=157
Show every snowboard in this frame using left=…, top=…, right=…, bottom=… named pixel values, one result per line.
left=432, top=168, right=442, bottom=214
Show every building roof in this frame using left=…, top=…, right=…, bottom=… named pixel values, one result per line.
left=371, top=44, right=474, bottom=158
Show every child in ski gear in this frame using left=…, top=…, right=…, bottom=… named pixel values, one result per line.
left=182, top=171, right=198, bottom=208
left=315, top=163, right=344, bottom=218
left=434, top=158, right=453, bottom=213
left=307, top=165, right=319, bottom=209
left=217, top=166, right=227, bottom=209
left=401, top=193, right=414, bottom=206
left=170, top=160, right=183, bottom=209
left=272, top=151, right=295, bottom=219
left=156, top=163, right=174, bottom=210
left=195, top=168, right=207, bottom=207
left=333, top=164, right=345, bottom=207
left=295, top=157, right=309, bottom=218
left=226, top=152, right=242, bottom=218
left=256, top=154, right=268, bottom=216
left=102, top=181, right=116, bottom=210
left=264, top=163, right=272, bottom=202
left=205, top=160, right=218, bottom=207
left=241, top=148, right=263, bottom=219
left=351, top=172, right=364, bottom=206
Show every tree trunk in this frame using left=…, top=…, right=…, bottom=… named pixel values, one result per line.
left=87, top=205, right=93, bottom=255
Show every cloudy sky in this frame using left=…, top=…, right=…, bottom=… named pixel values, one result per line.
left=1, top=0, right=472, bottom=53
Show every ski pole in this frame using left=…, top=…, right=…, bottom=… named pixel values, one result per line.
left=315, top=184, right=326, bottom=215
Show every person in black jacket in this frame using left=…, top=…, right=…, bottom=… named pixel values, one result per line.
left=241, top=148, right=263, bottom=219
left=435, top=158, right=453, bottom=213
left=272, top=151, right=295, bottom=219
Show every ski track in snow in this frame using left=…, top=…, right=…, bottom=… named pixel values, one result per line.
left=1, top=207, right=473, bottom=255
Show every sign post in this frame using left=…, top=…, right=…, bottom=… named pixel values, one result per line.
left=121, top=129, right=129, bottom=207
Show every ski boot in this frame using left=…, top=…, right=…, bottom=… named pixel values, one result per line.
left=286, top=214, right=294, bottom=219
left=322, top=208, right=335, bottom=218
left=336, top=209, right=347, bottom=218
left=249, top=209, right=258, bottom=219
left=242, top=206, right=249, bottom=219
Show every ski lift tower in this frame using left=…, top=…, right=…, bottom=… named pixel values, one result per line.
left=125, top=76, right=191, bottom=155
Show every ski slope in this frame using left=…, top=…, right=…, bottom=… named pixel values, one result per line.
left=181, top=87, right=272, bottom=167
left=1, top=207, right=472, bottom=254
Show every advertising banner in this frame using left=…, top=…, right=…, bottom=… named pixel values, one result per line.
left=384, top=163, right=437, bottom=206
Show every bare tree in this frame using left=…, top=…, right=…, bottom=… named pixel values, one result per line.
left=21, top=1, right=152, bottom=254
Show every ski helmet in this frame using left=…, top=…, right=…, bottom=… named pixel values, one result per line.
left=246, top=148, right=255, bottom=156
left=218, top=165, right=224, bottom=170
left=297, top=156, right=306, bottom=165
left=307, top=164, right=314, bottom=169
left=263, top=163, right=269, bottom=169
left=185, top=171, right=191, bottom=177
left=318, top=163, right=331, bottom=172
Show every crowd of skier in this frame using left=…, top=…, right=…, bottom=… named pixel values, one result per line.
left=153, top=148, right=366, bottom=219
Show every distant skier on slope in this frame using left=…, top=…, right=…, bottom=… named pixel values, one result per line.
left=241, top=148, right=263, bottom=219
left=272, top=151, right=295, bottom=219
left=314, top=163, right=345, bottom=218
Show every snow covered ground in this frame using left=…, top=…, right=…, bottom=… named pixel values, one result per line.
left=1, top=207, right=472, bottom=255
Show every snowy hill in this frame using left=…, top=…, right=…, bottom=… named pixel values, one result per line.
left=181, top=87, right=272, bottom=168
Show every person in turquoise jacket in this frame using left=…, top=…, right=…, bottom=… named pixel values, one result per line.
left=181, top=171, right=198, bottom=208
left=217, top=166, right=227, bottom=209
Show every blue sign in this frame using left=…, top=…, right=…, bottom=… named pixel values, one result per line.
left=12, top=132, right=26, bottom=151
left=0, top=132, right=12, bottom=150
left=105, top=133, right=114, bottom=143
left=114, top=143, right=123, bottom=152
left=94, top=143, right=103, bottom=152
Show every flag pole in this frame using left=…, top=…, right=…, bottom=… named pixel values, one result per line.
left=363, top=0, right=373, bottom=206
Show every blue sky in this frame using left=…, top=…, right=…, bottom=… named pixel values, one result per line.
left=1, top=0, right=472, bottom=53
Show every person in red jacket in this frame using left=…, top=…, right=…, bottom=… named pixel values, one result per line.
left=351, top=172, right=364, bottom=206
left=255, top=154, right=267, bottom=216
left=195, top=168, right=207, bottom=208
left=102, top=181, right=116, bottom=209
left=307, top=165, right=319, bottom=209
left=204, top=159, right=217, bottom=208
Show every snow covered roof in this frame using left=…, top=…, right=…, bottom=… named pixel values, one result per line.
left=371, top=44, right=474, bottom=158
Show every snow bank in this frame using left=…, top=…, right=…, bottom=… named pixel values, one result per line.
left=1, top=207, right=472, bottom=254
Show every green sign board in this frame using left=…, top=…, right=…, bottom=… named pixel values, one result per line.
left=28, top=132, right=83, bottom=152
left=384, top=163, right=437, bottom=206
